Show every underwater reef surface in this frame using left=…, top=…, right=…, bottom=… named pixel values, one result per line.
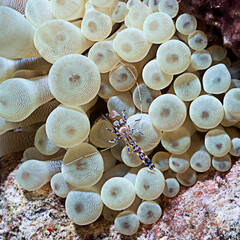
left=179, top=0, right=240, bottom=58
left=1, top=153, right=239, bottom=240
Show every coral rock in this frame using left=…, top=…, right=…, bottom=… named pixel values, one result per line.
left=180, top=0, right=240, bottom=57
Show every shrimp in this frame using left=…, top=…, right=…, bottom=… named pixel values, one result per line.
left=105, top=109, right=155, bottom=170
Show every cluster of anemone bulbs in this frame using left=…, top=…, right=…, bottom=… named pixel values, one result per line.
left=0, top=0, right=240, bottom=236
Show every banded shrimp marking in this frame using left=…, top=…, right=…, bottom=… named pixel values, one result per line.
left=66, top=59, right=155, bottom=170
left=105, top=109, right=155, bottom=170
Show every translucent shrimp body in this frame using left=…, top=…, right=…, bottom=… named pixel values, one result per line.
left=107, top=110, right=155, bottom=170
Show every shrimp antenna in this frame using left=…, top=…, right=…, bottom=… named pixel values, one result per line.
left=136, top=81, right=143, bottom=114
left=65, top=152, right=98, bottom=166
left=101, top=113, right=115, bottom=129
left=116, top=56, right=143, bottom=115
left=66, top=141, right=120, bottom=166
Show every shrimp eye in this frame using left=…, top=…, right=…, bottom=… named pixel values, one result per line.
left=113, top=120, right=120, bottom=127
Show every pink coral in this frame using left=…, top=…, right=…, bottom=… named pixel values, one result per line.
left=1, top=155, right=239, bottom=239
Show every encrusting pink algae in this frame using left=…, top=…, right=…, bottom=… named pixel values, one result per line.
left=1, top=153, right=239, bottom=239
